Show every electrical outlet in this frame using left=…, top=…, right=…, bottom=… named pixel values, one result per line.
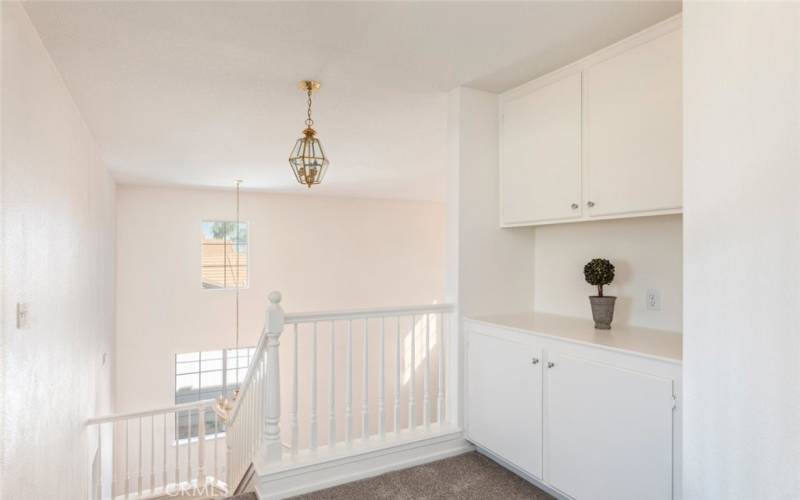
left=646, top=289, right=661, bottom=311
left=16, top=302, right=27, bottom=329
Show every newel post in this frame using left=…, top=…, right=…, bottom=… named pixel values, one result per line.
left=261, top=291, right=284, bottom=463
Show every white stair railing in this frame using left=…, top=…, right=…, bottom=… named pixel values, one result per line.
left=87, top=399, right=224, bottom=499
left=225, top=291, right=283, bottom=489
left=85, top=292, right=455, bottom=498
left=282, top=302, right=454, bottom=455
left=224, top=291, right=454, bottom=491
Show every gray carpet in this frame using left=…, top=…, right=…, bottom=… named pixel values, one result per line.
left=289, top=452, right=554, bottom=499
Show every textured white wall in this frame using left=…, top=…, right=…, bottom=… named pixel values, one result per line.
left=448, top=87, right=536, bottom=317
left=1, top=3, right=117, bottom=499
left=684, top=2, right=800, bottom=498
left=115, top=185, right=446, bottom=414
left=446, top=87, right=536, bottom=427
left=533, top=215, right=682, bottom=332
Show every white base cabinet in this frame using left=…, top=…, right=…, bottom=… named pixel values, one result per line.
left=466, top=320, right=681, bottom=500
left=467, top=331, right=544, bottom=479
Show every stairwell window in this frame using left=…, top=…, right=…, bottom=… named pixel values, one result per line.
left=201, top=221, right=249, bottom=290
left=174, top=347, right=256, bottom=439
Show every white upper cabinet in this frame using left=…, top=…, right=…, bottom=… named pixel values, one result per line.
left=499, top=17, right=682, bottom=227
left=583, top=29, right=682, bottom=217
left=500, top=72, right=582, bottom=225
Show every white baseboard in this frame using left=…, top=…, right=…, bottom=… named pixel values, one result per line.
left=253, top=426, right=472, bottom=499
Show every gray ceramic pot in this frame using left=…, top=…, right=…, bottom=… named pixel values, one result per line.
left=589, top=296, right=617, bottom=330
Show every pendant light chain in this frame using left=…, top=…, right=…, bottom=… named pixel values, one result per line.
left=305, top=87, right=314, bottom=128
left=234, top=180, right=241, bottom=390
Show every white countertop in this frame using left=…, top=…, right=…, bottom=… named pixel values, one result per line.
left=467, top=312, right=682, bottom=363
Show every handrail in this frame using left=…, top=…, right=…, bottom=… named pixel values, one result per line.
left=285, top=303, right=455, bottom=324
left=87, top=399, right=217, bottom=425
left=227, top=325, right=269, bottom=425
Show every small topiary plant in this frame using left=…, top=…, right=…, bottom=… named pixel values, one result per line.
left=584, top=258, right=615, bottom=297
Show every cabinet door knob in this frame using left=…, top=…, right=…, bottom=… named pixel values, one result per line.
left=547, top=361, right=555, bottom=368
left=531, top=357, right=540, bottom=365
left=587, top=201, right=595, bottom=208
left=570, top=203, right=579, bottom=210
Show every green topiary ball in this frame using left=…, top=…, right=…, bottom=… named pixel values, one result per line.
left=584, top=258, right=615, bottom=297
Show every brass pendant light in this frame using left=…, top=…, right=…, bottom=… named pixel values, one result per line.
left=289, top=80, right=329, bottom=188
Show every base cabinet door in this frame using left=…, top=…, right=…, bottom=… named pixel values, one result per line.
left=546, top=353, right=674, bottom=500
left=468, top=332, right=543, bottom=479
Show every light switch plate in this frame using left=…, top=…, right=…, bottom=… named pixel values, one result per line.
left=646, top=289, right=661, bottom=311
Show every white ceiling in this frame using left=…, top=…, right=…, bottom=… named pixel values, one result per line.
left=24, top=1, right=681, bottom=201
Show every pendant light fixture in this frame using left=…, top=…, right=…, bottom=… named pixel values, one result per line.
left=289, top=80, right=329, bottom=188
left=214, top=179, right=243, bottom=422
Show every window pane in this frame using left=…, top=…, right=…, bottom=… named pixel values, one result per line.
left=202, top=221, right=229, bottom=242
left=176, top=361, right=199, bottom=375
left=227, top=265, right=248, bottom=288
left=202, top=265, right=226, bottom=288
left=201, top=358, right=223, bottom=371
left=201, top=350, right=223, bottom=360
left=176, top=373, right=199, bottom=394
left=227, top=222, right=248, bottom=244
left=200, top=389, right=224, bottom=401
left=226, top=368, right=240, bottom=385
left=226, top=382, right=241, bottom=395
left=227, top=246, right=247, bottom=267
left=176, top=352, right=199, bottom=363
left=200, top=370, right=223, bottom=389
left=201, top=244, right=227, bottom=267
left=201, top=221, right=248, bottom=290
left=227, top=348, right=250, bottom=359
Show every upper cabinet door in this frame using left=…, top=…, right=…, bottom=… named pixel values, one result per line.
left=500, top=72, right=582, bottom=226
left=583, top=29, right=682, bottom=217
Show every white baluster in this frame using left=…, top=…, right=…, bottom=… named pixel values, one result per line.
left=186, top=411, right=191, bottom=490
left=362, top=319, right=369, bottom=442
left=310, top=321, right=319, bottom=450
left=213, top=412, right=219, bottom=485
left=258, top=350, right=266, bottom=444
left=291, top=323, right=299, bottom=455
left=150, top=415, right=155, bottom=491
left=125, top=419, right=129, bottom=498
left=138, top=416, right=143, bottom=496
left=111, top=421, right=117, bottom=499
left=378, top=316, right=386, bottom=439
left=248, top=380, right=253, bottom=458
left=198, top=406, right=206, bottom=486
left=174, top=411, right=180, bottom=489
left=409, top=315, right=416, bottom=430
left=329, top=321, right=336, bottom=447
left=163, top=413, right=168, bottom=489
left=394, top=316, right=401, bottom=434
left=345, top=319, right=353, bottom=444
left=424, top=313, right=431, bottom=430
left=225, top=435, right=231, bottom=489
left=260, top=291, right=284, bottom=463
left=438, top=312, right=445, bottom=424
left=97, top=422, right=103, bottom=499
